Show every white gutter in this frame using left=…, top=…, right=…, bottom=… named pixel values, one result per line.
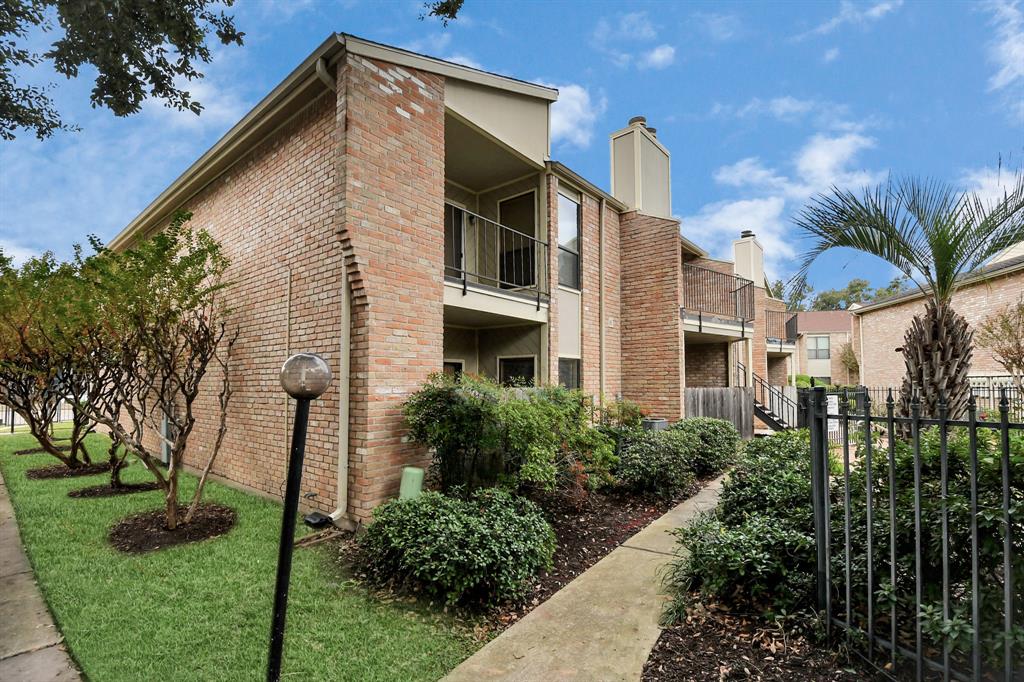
left=330, top=274, right=352, bottom=528
left=599, top=197, right=606, bottom=402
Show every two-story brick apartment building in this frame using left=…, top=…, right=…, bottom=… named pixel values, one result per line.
left=109, top=34, right=788, bottom=525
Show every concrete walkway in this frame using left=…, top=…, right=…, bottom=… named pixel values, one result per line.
left=0, top=470, right=81, bottom=681
left=445, top=476, right=725, bottom=682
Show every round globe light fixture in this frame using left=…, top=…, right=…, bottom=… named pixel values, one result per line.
left=279, top=353, right=332, bottom=400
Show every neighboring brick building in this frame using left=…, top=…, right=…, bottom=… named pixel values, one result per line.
left=108, top=34, right=796, bottom=525
left=794, top=310, right=858, bottom=386
left=851, top=254, right=1024, bottom=388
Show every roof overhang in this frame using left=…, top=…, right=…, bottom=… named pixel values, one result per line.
left=108, top=33, right=559, bottom=251
left=851, top=260, right=1024, bottom=315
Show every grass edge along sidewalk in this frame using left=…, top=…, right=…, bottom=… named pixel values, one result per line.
left=0, top=429, right=477, bottom=682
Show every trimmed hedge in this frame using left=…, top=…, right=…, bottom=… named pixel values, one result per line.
left=355, top=488, right=555, bottom=606
left=667, top=417, right=741, bottom=477
left=616, top=429, right=697, bottom=496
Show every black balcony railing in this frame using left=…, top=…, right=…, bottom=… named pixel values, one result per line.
left=444, top=202, right=550, bottom=306
left=765, top=310, right=798, bottom=343
left=681, top=263, right=754, bottom=323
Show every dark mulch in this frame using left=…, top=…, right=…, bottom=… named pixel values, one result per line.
left=69, top=481, right=162, bottom=499
left=643, top=607, right=883, bottom=681
left=14, top=444, right=72, bottom=456
left=26, top=463, right=109, bottom=479
left=489, top=481, right=702, bottom=628
left=108, top=503, right=237, bottom=554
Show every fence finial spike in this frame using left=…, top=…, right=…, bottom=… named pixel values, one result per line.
left=999, top=386, right=1009, bottom=411
left=886, top=387, right=894, bottom=405
left=967, top=392, right=976, bottom=410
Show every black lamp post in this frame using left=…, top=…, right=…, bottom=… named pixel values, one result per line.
left=267, top=353, right=332, bottom=682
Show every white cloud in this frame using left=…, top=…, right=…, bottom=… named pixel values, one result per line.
left=796, top=0, right=902, bottom=39
left=0, top=239, right=37, bottom=267
left=638, top=45, right=676, bottom=69
left=694, top=12, right=743, bottom=42
left=446, top=54, right=485, bottom=70
left=539, top=82, right=607, bottom=149
left=681, top=132, right=882, bottom=277
left=823, top=47, right=840, bottom=62
left=592, top=12, right=673, bottom=69
left=960, top=165, right=1021, bottom=207
left=401, top=33, right=487, bottom=73
left=982, top=0, right=1024, bottom=124
left=711, top=95, right=870, bottom=131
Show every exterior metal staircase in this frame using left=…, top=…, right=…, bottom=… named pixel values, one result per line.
left=736, top=362, right=796, bottom=432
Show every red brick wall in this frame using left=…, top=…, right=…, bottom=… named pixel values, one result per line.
left=578, top=192, right=622, bottom=401
left=767, top=356, right=789, bottom=386
left=619, top=211, right=684, bottom=418
left=338, top=54, right=446, bottom=522
left=143, top=93, right=343, bottom=513
left=684, top=343, right=729, bottom=387
left=856, top=269, right=1024, bottom=387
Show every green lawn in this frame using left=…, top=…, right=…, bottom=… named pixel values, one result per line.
left=0, top=430, right=478, bottom=681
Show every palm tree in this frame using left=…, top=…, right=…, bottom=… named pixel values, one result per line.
left=793, top=175, right=1024, bottom=420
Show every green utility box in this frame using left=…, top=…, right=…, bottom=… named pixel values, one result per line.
left=399, top=467, right=424, bottom=500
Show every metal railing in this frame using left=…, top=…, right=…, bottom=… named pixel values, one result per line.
left=765, top=309, right=798, bottom=343
left=681, top=263, right=754, bottom=323
left=805, top=387, right=1023, bottom=681
left=1, top=401, right=74, bottom=434
left=837, top=384, right=1023, bottom=422
left=737, top=361, right=797, bottom=427
left=444, top=202, right=549, bottom=307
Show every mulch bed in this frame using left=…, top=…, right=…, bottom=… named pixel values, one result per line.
left=69, top=482, right=162, bottom=499
left=26, top=463, right=109, bottom=479
left=14, top=444, right=72, bottom=456
left=108, top=503, right=237, bottom=554
left=489, top=481, right=702, bottom=629
left=643, top=607, right=882, bottom=681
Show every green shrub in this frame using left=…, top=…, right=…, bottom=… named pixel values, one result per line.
left=718, top=429, right=813, bottom=531
left=616, top=429, right=697, bottom=496
left=667, top=417, right=740, bottom=477
left=403, top=375, right=615, bottom=497
left=665, top=513, right=816, bottom=615
left=663, top=429, right=818, bottom=617
left=355, top=488, right=555, bottom=606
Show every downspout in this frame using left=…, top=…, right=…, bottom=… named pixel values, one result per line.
left=857, top=314, right=865, bottom=385
left=329, top=275, right=351, bottom=526
left=598, top=197, right=606, bottom=403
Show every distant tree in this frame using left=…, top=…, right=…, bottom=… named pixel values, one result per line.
left=872, top=275, right=909, bottom=302
left=809, top=278, right=874, bottom=310
left=1, top=0, right=244, bottom=140
left=771, top=278, right=812, bottom=311
left=794, top=175, right=1024, bottom=421
left=838, top=341, right=859, bottom=379
left=976, top=295, right=1024, bottom=395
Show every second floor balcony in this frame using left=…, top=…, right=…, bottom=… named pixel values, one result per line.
left=765, top=310, right=798, bottom=349
left=681, top=262, right=754, bottom=339
left=444, top=202, right=550, bottom=308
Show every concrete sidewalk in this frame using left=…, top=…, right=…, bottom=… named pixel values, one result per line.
left=445, top=476, right=724, bottom=682
left=0, top=470, right=81, bottom=681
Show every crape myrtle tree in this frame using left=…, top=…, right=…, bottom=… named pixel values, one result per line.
left=976, top=295, right=1024, bottom=395
left=0, top=251, right=96, bottom=467
left=80, top=212, right=236, bottom=529
left=794, top=175, right=1024, bottom=420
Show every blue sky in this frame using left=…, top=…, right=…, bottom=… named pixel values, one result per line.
left=1, top=0, right=1022, bottom=293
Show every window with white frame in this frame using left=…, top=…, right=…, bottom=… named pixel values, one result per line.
left=808, top=335, right=831, bottom=360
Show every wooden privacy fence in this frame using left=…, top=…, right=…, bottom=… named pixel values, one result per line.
left=684, top=387, right=753, bottom=440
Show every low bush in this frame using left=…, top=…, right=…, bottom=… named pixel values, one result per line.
left=664, top=429, right=817, bottom=616
left=616, top=429, right=697, bottom=496
left=667, top=417, right=740, bottom=477
left=355, top=488, right=555, bottom=606
left=403, top=375, right=616, bottom=498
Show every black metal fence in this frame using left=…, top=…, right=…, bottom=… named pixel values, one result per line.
left=805, top=386, right=1022, bottom=681
left=681, top=262, right=755, bottom=322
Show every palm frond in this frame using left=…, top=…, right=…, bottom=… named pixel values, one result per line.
left=791, top=173, right=1024, bottom=304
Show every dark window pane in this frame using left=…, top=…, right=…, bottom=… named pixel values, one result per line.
left=443, top=362, right=463, bottom=381
left=558, top=249, right=580, bottom=289
left=558, top=358, right=580, bottom=389
left=499, top=357, right=536, bottom=386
